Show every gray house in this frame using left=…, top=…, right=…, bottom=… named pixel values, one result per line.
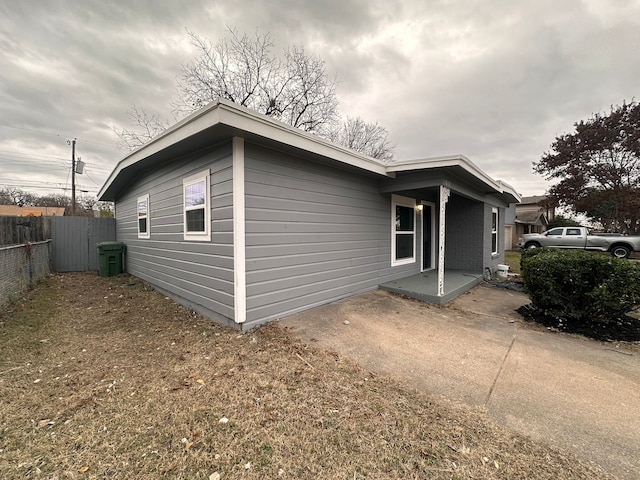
left=99, top=100, right=520, bottom=330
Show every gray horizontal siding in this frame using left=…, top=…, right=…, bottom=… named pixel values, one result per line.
left=244, top=143, right=420, bottom=325
left=115, top=142, right=235, bottom=320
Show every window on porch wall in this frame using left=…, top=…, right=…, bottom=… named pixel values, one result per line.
left=392, top=197, right=416, bottom=266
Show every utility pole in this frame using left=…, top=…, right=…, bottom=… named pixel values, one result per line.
left=70, top=138, right=76, bottom=216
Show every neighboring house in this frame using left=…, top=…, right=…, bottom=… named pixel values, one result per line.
left=0, top=205, right=65, bottom=217
left=98, top=100, right=520, bottom=330
left=507, top=195, right=555, bottom=249
left=504, top=203, right=517, bottom=251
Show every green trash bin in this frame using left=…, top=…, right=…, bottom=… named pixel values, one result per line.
left=97, top=242, right=125, bottom=277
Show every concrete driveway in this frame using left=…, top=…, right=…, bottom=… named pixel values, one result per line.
left=280, top=284, right=640, bottom=479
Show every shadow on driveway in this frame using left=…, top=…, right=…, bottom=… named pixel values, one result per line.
left=280, top=284, right=640, bottom=480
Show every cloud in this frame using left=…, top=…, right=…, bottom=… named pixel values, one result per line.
left=0, top=0, right=639, bottom=198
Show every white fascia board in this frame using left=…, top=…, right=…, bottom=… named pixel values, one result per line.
left=216, top=100, right=389, bottom=176
left=98, top=105, right=222, bottom=199
left=99, top=100, right=391, bottom=199
left=496, top=180, right=521, bottom=203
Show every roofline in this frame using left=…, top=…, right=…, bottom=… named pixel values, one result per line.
left=99, top=100, right=521, bottom=203
left=386, top=155, right=521, bottom=202
left=99, top=100, right=389, bottom=199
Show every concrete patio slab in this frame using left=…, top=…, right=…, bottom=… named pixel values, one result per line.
left=379, top=269, right=482, bottom=304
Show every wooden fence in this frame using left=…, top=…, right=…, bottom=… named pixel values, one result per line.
left=0, top=216, right=51, bottom=246
left=0, top=216, right=116, bottom=306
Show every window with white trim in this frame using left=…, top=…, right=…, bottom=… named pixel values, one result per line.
left=137, top=194, right=150, bottom=239
left=183, top=170, right=211, bottom=241
left=392, top=196, right=416, bottom=266
left=491, top=207, right=499, bottom=255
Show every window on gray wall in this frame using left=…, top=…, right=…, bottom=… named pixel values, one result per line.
left=137, top=194, right=150, bottom=239
left=491, top=207, right=498, bottom=254
left=183, top=170, right=211, bottom=241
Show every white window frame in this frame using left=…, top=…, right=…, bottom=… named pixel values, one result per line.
left=391, top=195, right=416, bottom=266
left=491, top=207, right=499, bottom=255
left=183, top=169, right=211, bottom=241
left=137, top=194, right=150, bottom=239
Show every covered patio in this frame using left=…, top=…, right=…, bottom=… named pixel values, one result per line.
left=379, top=270, right=483, bottom=305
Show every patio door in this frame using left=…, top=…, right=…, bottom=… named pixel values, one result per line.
left=421, top=202, right=435, bottom=270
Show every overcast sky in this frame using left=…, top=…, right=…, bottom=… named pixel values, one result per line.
left=1, top=0, right=639, bottom=199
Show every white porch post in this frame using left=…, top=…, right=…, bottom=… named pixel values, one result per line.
left=437, top=186, right=450, bottom=297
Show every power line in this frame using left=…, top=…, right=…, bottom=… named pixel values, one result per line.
left=1, top=181, right=98, bottom=192
left=0, top=154, right=112, bottom=173
left=0, top=123, right=119, bottom=150
left=0, top=124, right=65, bottom=139
left=83, top=171, right=103, bottom=188
left=0, top=149, right=69, bottom=161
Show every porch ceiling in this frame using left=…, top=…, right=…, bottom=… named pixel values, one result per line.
left=380, top=164, right=520, bottom=204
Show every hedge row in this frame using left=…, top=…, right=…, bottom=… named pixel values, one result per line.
left=520, top=248, right=640, bottom=325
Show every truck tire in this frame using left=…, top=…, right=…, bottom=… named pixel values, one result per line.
left=524, top=242, right=541, bottom=249
left=610, top=245, right=631, bottom=259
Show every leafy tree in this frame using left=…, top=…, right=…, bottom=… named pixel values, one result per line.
left=546, top=213, right=581, bottom=229
left=116, top=28, right=394, bottom=161
left=97, top=203, right=114, bottom=218
left=535, top=101, right=640, bottom=233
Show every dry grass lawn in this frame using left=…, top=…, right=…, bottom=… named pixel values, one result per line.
left=0, top=273, right=614, bottom=479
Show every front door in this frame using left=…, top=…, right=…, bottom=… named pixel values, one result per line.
left=422, top=203, right=434, bottom=270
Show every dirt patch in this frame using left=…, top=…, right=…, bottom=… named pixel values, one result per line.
left=0, top=273, right=614, bottom=479
left=518, top=304, right=640, bottom=349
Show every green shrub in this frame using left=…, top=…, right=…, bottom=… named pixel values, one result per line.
left=521, top=248, right=640, bottom=325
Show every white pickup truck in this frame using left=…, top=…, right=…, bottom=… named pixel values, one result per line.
left=518, top=226, right=640, bottom=259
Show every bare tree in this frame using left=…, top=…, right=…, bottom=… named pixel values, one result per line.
left=78, top=195, right=98, bottom=214
left=174, top=29, right=338, bottom=133
left=0, top=187, right=13, bottom=205
left=0, top=187, right=36, bottom=206
left=115, top=27, right=395, bottom=161
left=329, top=116, right=395, bottom=162
left=115, top=106, right=171, bottom=151
left=35, top=193, right=69, bottom=208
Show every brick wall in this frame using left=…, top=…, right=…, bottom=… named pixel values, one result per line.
left=443, top=196, right=506, bottom=274
left=0, top=240, right=51, bottom=307
left=444, top=196, right=484, bottom=272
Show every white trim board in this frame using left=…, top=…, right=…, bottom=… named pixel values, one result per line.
left=232, top=137, right=247, bottom=324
